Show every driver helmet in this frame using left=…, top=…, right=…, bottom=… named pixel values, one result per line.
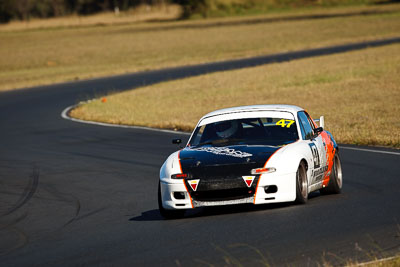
left=215, top=120, right=239, bottom=138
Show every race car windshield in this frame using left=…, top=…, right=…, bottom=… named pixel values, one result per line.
left=189, top=117, right=299, bottom=147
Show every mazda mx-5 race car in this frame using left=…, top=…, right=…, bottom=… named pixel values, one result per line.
left=158, top=105, right=342, bottom=218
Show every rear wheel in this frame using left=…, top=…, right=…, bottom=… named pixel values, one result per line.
left=320, top=153, right=343, bottom=194
left=158, top=182, right=185, bottom=219
left=295, top=161, right=308, bottom=204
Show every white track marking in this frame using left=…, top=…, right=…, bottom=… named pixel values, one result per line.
left=341, top=146, right=400, bottom=156
left=356, top=255, right=399, bottom=266
left=61, top=104, right=191, bottom=135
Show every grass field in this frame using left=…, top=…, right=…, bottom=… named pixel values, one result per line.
left=70, top=43, right=400, bottom=148
left=1, top=4, right=400, bottom=91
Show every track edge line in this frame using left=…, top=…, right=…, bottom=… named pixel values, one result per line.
left=60, top=104, right=191, bottom=135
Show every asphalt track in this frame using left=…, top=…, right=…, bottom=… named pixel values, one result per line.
left=1, top=38, right=400, bottom=266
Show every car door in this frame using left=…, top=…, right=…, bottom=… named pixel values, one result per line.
left=305, top=112, right=328, bottom=172
left=297, top=111, right=327, bottom=186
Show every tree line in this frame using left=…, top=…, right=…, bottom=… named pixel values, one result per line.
left=0, top=0, right=173, bottom=23
left=0, top=0, right=388, bottom=24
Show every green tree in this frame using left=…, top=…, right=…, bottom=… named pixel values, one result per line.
left=0, top=0, right=14, bottom=23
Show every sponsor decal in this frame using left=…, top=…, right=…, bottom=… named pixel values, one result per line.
left=242, top=176, right=255, bottom=187
left=190, top=147, right=253, bottom=158
left=188, top=179, right=200, bottom=191
left=312, top=165, right=328, bottom=182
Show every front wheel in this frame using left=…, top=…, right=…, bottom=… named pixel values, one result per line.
left=320, top=153, right=343, bottom=194
left=158, top=182, right=185, bottom=219
left=295, top=161, right=308, bottom=204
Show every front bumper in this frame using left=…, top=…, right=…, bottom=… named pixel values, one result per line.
left=253, top=172, right=296, bottom=204
left=160, top=180, right=193, bottom=210
left=160, top=171, right=296, bottom=210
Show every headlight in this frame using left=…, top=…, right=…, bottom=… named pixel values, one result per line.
left=171, top=173, right=193, bottom=179
left=251, top=167, right=276, bottom=175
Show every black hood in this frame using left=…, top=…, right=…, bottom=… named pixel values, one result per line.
left=179, top=145, right=279, bottom=179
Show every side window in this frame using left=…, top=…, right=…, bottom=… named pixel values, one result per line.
left=298, top=119, right=306, bottom=139
left=298, top=112, right=314, bottom=140
left=305, top=112, right=316, bottom=131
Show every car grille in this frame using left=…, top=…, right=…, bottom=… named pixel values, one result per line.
left=185, top=176, right=259, bottom=202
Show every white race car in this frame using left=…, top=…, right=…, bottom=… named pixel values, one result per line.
left=158, top=105, right=342, bottom=219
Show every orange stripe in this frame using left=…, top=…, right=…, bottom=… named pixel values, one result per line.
left=255, top=140, right=300, bottom=203
left=178, top=151, right=193, bottom=208
left=177, top=150, right=183, bottom=173
left=320, top=132, right=335, bottom=187
left=262, top=140, right=300, bottom=169
left=263, top=146, right=285, bottom=168
left=253, top=177, right=262, bottom=204
left=182, top=179, right=194, bottom=208
left=254, top=144, right=289, bottom=204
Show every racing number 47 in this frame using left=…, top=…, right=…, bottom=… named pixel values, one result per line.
left=276, top=119, right=295, bottom=128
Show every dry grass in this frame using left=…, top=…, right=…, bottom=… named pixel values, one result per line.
left=0, top=4, right=400, bottom=91
left=70, top=43, right=400, bottom=147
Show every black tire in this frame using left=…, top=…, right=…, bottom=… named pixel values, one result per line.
left=320, top=153, right=343, bottom=194
left=158, top=182, right=185, bottom=219
left=295, top=161, right=308, bottom=204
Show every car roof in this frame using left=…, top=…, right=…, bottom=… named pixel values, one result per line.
left=201, top=105, right=304, bottom=120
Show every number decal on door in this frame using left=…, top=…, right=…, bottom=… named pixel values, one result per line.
left=309, top=143, right=320, bottom=169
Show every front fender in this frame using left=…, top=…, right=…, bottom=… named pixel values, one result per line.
left=159, top=151, right=182, bottom=183
left=265, top=141, right=312, bottom=175
left=254, top=141, right=313, bottom=203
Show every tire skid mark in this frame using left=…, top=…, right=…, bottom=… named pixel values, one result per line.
left=0, top=213, right=28, bottom=231
left=1, top=166, right=39, bottom=217
left=74, top=207, right=106, bottom=222
left=0, top=225, right=29, bottom=256
left=40, top=184, right=81, bottom=228
left=63, top=199, right=81, bottom=227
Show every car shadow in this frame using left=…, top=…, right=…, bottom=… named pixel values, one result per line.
left=129, top=209, right=165, bottom=221
left=129, top=193, right=322, bottom=222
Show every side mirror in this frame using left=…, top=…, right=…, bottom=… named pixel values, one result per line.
left=314, top=127, right=323, bottom=136
left=172, top=139, right=182, bottom=145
